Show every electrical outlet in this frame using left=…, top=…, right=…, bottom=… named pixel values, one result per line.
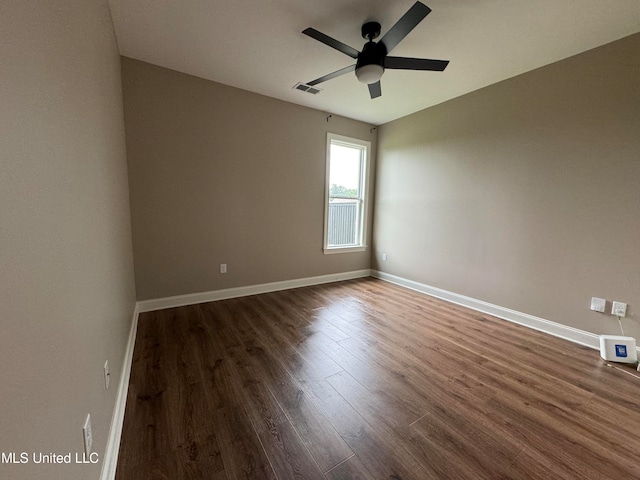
left=103, top=360, right=110, bottom=390
left=611, top=301, right=627, bottom=318
left=83, top=414, right=93, bottom=456
left=382, top=253, right=387, bottom=261
left=220, top=263, right=227, bottom=274
left=590, top=297, right=606, bottom=313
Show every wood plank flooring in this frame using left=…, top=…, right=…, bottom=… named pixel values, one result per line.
left=115, top=278, right=640, bottom=480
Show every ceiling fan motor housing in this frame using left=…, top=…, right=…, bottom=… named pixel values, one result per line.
left=357, top=41, right=386, bottom=67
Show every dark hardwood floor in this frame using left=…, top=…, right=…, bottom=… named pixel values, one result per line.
left=115, top=278, right=640, bottom=480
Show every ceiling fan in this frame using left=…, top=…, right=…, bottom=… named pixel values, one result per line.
left=302, top=1, right=449, bottom=99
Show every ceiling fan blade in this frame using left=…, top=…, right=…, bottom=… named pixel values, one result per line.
left=307, top=64, right=356, bottom=86
left=302, top=28, right=359, bottom=59
left=379, top=2, right=431, bottom=54
left=368, top=81, right=382, bottom=99
left=385, top=56, right=449, bottom=71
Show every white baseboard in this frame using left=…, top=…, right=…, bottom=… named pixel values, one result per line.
left=100, top=303, right=140, bottom=480
left=137, top=269, right=372, bottom=313
left=371, top=270, right=602, bottom=350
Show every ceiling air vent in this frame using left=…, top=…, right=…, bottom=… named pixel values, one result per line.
left=293, top=82, right=322, bottom=95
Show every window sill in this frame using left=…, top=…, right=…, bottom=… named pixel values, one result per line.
left=323, top=245, right=367, bottom=255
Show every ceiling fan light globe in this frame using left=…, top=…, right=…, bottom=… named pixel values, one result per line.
left=355, top=64, right=384, bottom=84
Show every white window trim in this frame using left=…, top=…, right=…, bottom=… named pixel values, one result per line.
left=323, top=133, right=371, bottom=254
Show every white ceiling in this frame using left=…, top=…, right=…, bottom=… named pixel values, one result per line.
left=108, top=0, right=640, bottom=125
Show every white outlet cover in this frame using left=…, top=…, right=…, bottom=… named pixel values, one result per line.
left=611, top=301, right=627, bottom=317
left=590, top=297, right=606, bottom=313
left=103, top=360, right=110, bottom=390
left=83, top=414, right=93, bottom=455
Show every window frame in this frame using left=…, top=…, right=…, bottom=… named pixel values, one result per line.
left=323, top=133, right=371, bottom=254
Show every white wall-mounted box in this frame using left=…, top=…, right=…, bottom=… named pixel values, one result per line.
left=599, top=335, right=637, bottom=364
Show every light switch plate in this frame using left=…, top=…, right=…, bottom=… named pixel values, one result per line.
left=590, top=297, right=606, bottom=313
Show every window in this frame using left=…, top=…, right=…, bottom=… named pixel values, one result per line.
left=324, top=133, right=370, bottom=253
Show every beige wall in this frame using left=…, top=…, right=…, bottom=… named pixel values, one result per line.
left=0, top=1, right=136, bottom=479
left=373, top=34, right=640, bottom=341
left=122, top=58, right=376, bottom=300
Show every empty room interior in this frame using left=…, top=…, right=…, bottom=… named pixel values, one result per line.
left=2, top=1, right=640, bottom=479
